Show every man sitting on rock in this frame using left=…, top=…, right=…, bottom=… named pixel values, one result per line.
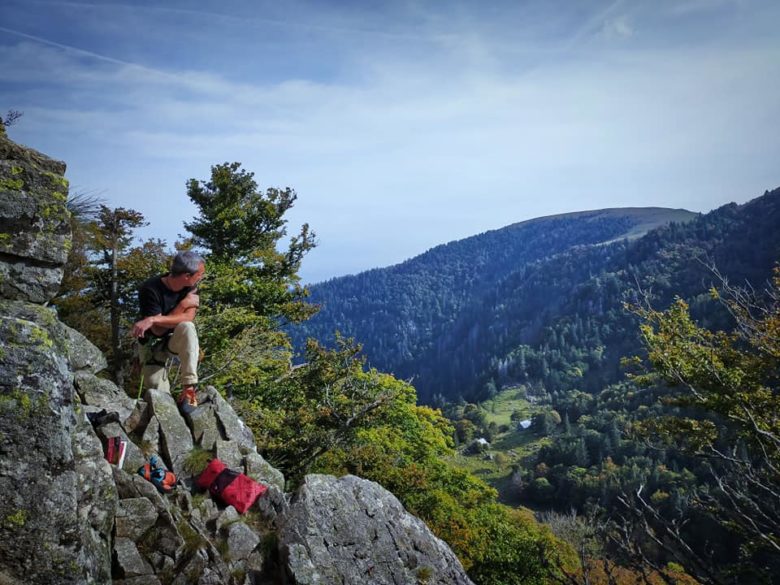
left=132, top=251, right=205, bottom=411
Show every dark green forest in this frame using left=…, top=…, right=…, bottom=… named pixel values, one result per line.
left=289, top=207, right=699, bottom=402
left=292, top=192, right=778, bottom=406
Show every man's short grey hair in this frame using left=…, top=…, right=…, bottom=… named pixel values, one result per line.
left=170, top=251, right=205, bottom=276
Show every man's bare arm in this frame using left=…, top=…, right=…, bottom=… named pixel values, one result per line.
left=132, top=292, right=199, bottom=339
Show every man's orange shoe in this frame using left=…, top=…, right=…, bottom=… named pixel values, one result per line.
left=177, top=386, right=198, bottom=414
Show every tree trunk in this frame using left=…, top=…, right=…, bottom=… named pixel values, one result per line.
left=110, top=215, right=122, bottom=386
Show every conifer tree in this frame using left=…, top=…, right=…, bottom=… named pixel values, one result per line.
left=54, top=202, right=167, bottom=386
left=92, top=206, right=146, bottom=384
left=183, top=162, right=316, bottom=393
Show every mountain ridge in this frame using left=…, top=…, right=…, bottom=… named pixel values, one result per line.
left=316, top=206, right=698, bottom=285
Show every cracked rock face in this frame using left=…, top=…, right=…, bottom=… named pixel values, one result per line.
left=279, top=474, right=475, bottom=585
left=0, top=300, right=116, bottom=585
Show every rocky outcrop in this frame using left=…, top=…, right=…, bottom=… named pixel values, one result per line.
left=280, top=474, right=475, bottom=585
left=0, top=127, right=71, bottom=303
left=0, top=133, right=474, bottom=585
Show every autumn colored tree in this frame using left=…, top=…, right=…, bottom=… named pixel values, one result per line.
left=622, top=268, right=780, bottom=583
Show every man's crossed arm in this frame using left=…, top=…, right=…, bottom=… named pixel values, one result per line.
left=132, top=291, right=200, bottom=339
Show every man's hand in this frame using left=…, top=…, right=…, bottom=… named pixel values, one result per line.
left=181, top=291, right=200, bottom=311
left=132, top=316, right=157, bottom=338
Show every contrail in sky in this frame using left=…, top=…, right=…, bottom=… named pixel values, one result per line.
left=0, top=25, right=136, bottom=67
left=18, top=0, right=437, bottom=42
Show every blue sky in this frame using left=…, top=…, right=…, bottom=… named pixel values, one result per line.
left=2, top=0, right=779, bottom=283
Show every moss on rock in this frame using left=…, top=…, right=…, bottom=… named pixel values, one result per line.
left=3, top=510, right=27, bottom=529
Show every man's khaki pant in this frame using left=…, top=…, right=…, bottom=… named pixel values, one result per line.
left=142, top=321, right=199, bottom=392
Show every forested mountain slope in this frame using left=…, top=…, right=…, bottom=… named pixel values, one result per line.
left=443, top=187, right=780, bottom=404
left=293, top=190, right=780, bottom=404
left=292, top=207, right=695, bottom=396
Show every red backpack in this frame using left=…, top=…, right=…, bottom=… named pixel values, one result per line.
left=197, top=458, right=267, bottom=514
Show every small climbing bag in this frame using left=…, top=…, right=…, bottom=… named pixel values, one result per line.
left=138, top=455, right=177, bottom=493
left=196, top=458, right=267, bottom=514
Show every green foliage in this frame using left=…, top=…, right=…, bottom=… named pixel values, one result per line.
left=632, top=293, right=779, bottom=456
left=182, top=448, right=213, bottom=475
left=508, top=270, right=780, bottom=582
left=532, top=410, right=559, bottom=436
left=241, top=336, right=408, bottom=481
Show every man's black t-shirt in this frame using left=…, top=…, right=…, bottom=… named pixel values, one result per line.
left=137, top=274, right=194, bottom=340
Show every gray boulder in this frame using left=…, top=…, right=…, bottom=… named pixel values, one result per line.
left=75, top=370, right=136, bottom=422
left=146, top=389, right=193, bottom=475
left=214, top=505, right=241, bottom=533
left=223, top=521, right=261, bottom=561
left=111, top=468, right=185, bottom=562
left=0, top=130, right=70, bottom=303
left=201, top=386, right=256, bottom=453
left=188, top=402, right=220, bottom=450
left=116, top=497, right=159, bottom=540
left=113, top=467, right=164, bottom=504
left=61, top=322, right=108, bottom=373
left=72, top=413, right=119, bottom=548
left=123, top=399, right=151, bottom=436
left=216, top=438, right=244, bottom=469
left=279, top=474, right=474, bottom=585
left=254, top=485, right=289, bottom=528
left=141, top=415, right=161, bottom=455
left=244, top=450, right=285, bottom=492
left=114, top=537, right=154, bottom=577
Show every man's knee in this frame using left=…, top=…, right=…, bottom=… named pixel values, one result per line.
left=174, top=321, right=196, bottom=335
